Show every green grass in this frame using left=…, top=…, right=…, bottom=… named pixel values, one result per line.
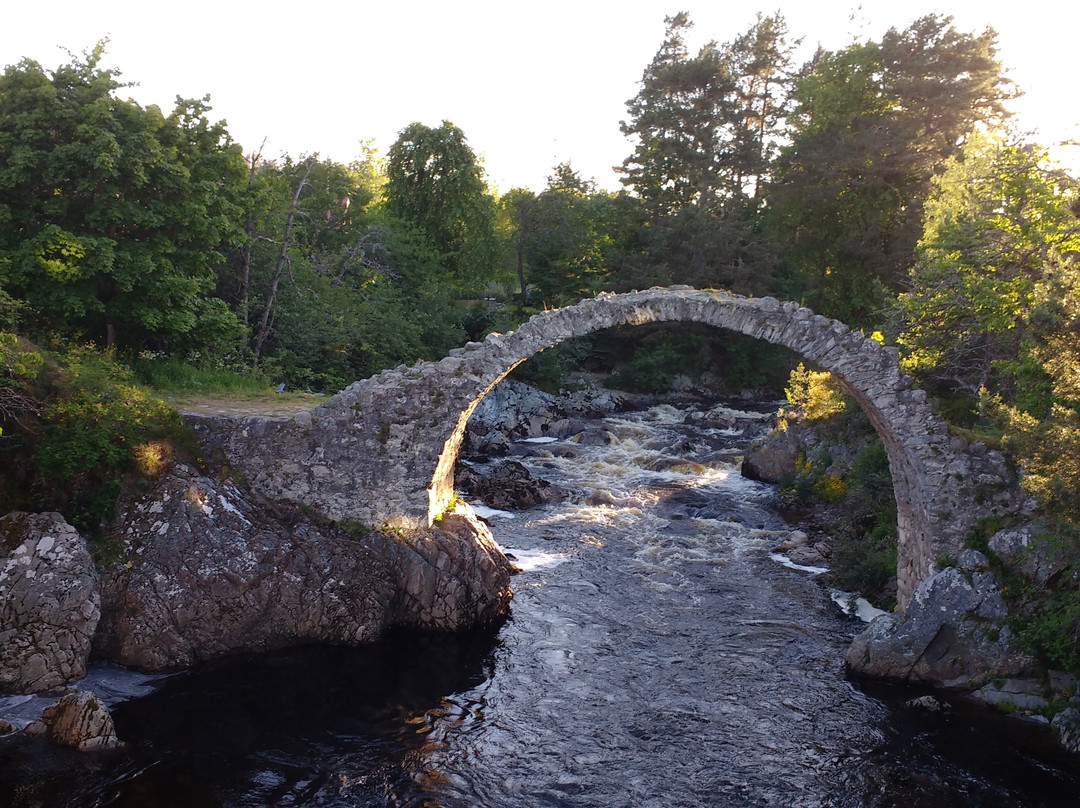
left=132, top=357, right=274, bottom=396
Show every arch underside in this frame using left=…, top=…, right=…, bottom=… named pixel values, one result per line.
left=424, top=288, right=939, bottom=606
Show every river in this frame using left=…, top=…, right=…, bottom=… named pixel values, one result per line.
left=2, top=401, right=1078, bottom=806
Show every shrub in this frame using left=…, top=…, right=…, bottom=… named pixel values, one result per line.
left=824, top=441, right=900, bottom=608
left=784, top=362, right=847, bottom=422
left=1, top=344, right=188, bottom=533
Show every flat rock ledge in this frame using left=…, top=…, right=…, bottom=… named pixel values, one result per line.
left=95, top=464, right=513, bottom=672
left=0, top=512, right=100, bottom=694
left=845, top=550, right=1037, bottom=688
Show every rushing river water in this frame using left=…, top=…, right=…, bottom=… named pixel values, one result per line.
left=2, top=401, right=1079, bottom=807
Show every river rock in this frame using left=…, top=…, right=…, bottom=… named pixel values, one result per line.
left=0, top=719, right=16, bottom=736
left=463, top=427, right=511, bottom=459
left=776, top=530, right=810, bottom=551
left=390, top=511, right=514, bottom=630
left=845, top=550, right=1036, bottom=687
left=23, top=690, right=123, bottom=751
left=906, top=695, right=947, bottom=712
left=741, top=424, right=802, bottom=483
left=972, top=678, right=1049, bottom=712
left=94, top=464, right=512, bottom=671
left=1051, top=708, right=1080, bottom=754
left=469, top=380, right=562, bottom=439
left=787, top=545, right=827, bottom=567
left=457, top=460, right=567, bottom=511
left=0, top=512, right=101, bottom=694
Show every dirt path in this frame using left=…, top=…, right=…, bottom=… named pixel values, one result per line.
left=170, top=393, right=328, bottom=418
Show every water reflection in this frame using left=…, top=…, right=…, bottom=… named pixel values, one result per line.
left=0, top=629, right=502, bottom=807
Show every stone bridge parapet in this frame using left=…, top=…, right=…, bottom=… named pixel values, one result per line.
left=187, top=287, right=1019, bottom=606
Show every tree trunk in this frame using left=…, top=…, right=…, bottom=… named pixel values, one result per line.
left=239, top=144, right=265, bottom=329
left=253, top=159, right=315, bottom=367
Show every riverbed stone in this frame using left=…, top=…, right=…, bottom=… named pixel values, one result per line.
left=741, top=424, right=802, bottom=483
left=23, top=690, right=123, bottom=751
left=94, top=464, right=512, bottom=671
left=456, top=459, right=567, bottom=511
left=972, top=679, right=1049, bottom=712
left=845, top=551, right=1036, bottom=687
left=0, top=512, right=100, bottom=694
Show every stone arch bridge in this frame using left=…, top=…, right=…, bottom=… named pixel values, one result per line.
left=189, top=287, right=1008, bottom=607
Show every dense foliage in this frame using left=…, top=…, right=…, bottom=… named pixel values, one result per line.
left=1, top=17, right=1079, bottom=669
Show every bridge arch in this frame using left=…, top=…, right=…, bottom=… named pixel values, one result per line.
left=190, top=287, right=995, bottom=607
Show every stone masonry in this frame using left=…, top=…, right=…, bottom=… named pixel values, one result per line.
left=188, top=287, right=1016, bottom=607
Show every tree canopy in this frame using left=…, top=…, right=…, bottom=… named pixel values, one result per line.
left=0, top=44, right=247, bottom=353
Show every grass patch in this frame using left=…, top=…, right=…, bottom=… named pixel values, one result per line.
left=949, top=424, right=1004, bottom=451
left=131, top=357, right=274, bottom=396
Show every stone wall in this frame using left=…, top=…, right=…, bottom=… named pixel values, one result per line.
left=187, top=286, right=1015, bottom=607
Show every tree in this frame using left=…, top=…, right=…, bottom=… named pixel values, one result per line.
left=0, top=44, right=247, bottom=354
left=619, top=13, right=794, bottom=291
left=520, top=163, right=615, bottom=307
left=383, top=120, right=499, bottom=293
left=896, top=133, right=1080, bottom=403
left=769, top=15, right=1014, bottom=325
left=497, top=187, right=538, bottom=302
left=252, top=157, right=316, bottom=365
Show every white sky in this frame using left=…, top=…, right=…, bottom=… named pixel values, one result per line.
left=4, top=0, right=1078, bottom=192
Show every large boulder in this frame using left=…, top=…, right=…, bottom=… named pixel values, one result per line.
left=94, top=464, right=512, bottom=671
left=846, top=550, right=1037, bottom=687
left=388, top=510, right=515, bottom=630
left=23, top=690, right=122, bottom=751
left=741, top=424, right=802, bottom=483
left=0, top=512, right=100, bottom=694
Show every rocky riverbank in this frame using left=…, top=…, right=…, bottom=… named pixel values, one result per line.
left=742, top=413, right=1080, bottom=754
left=0, top=461, right=513, bottom=748
left=4, top=376, right=1079, bottom=756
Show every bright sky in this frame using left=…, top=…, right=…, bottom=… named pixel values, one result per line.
left=4, top=0, right=1078, bottom=192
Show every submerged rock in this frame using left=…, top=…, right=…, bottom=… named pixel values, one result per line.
left=0, top=512, right=100, bottom=694
left=23, top=690, right=122, bottom=751
left=94, top=464, right=512, bottom=671
left=845, top=550, right=1036, bottom=687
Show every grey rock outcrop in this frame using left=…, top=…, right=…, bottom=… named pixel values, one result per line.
left=23, top=690, right=122, bottom=751
left=462, top=379, right=599, bottom=458
left=0, top=512, right=100, bottom=694
left=94, top=464, right=512, bottom=671
left=845, top=550, right=1036, bottom=687
left=988, top=524, right=1065, bottom=586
